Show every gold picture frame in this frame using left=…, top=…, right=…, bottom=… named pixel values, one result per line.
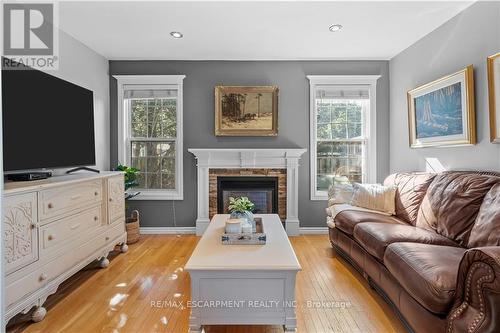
left=487, top=52, right=500, bottom=143
left=215, top=86, right=278, bottom=136
left=407, top=65, right=476, bottom=148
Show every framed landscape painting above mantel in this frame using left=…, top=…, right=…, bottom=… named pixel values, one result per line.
left=407, top=65, right=476, bottom=148
left=215, top=85, right=279, bottom=136
left=488, top=52, right=500, bottom=143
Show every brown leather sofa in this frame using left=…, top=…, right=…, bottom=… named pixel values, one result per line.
left=328, top=171, right=500, bottom=333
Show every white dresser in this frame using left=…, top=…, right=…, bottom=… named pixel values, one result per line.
left=3, top=172, right=128, bottom=323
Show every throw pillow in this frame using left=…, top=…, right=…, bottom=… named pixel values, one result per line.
left=350, top=183, right=397, bottom=215
left=327, top=183, right=354, bottom=206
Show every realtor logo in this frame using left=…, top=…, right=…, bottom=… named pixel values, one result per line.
left=3, top=2, right=59, bottom=69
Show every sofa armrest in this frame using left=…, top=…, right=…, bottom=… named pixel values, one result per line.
left=447, top=247, right=500, bottom=333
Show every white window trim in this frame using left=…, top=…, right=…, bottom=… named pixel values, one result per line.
left=114, top=75, right=186, bottom=200
left=307, top=75, right=381, bottom=201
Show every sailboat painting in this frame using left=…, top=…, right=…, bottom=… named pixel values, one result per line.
left=414, top=82, right=463, bottom=139
left=407, top=66, right=476, bottom=148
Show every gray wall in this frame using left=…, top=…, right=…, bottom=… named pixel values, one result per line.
left=49, top=29, right=110, bottom=174
left=109, top=61, right=390, bottom=228
left=389, top=1, right=500, bottom=173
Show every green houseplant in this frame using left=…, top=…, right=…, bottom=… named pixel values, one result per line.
left=228, top=196, right=255, bottom=228
left=114, top=164, right=141, bottom=244
left=115, top=164, right=140, bottom=191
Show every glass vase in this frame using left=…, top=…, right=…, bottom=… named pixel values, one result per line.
left=230, top=210, right=254, bottom=230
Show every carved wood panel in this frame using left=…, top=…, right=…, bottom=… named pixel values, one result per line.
left=4, top=192, right=39, bottom=274
left=108, top=176, right=125, bottom=224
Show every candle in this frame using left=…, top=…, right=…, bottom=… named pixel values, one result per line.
left=225, top=218, right=242, bottom=234
left=241, top=223, right=252, bottom=234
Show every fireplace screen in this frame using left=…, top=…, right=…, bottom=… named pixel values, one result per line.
left=217, top=177, right=278, bottom=215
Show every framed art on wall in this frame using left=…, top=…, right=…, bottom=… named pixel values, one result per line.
left=407, top=65, right=476, bottom=148
left=488, top=52, right=500, bottom=143
left=214, top=86, right=278, bottom=136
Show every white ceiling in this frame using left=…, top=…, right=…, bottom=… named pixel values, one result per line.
left=59, top=1, right=474, bottom=60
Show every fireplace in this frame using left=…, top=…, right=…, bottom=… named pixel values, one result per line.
left=208, top=168, right=287, bottom=221
left=217, top=177, right=278, bottom=215
left=188, top=148, right=307, bottom=235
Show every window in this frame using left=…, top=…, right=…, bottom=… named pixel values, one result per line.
left=115, top=75, right=185, bottom=200
left=308, top=75, right=380, bottom=200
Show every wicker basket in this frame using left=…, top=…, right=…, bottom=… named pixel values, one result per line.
left=126, top=210, right=140, bottom=244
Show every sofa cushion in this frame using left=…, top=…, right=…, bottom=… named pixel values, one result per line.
left=353, top=223, right=459, bottom=261
left=468, top=183, right=500, bottom=247
left=416, top=172, right=500, bottom=246
left=334, top=210, right=404, bottom=236
left=384, top=172, right=436, bottom=225
left=384, top=243, right=466, bottom=314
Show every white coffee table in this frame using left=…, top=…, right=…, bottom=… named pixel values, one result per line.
left=185, top=214, right=301, bottom=332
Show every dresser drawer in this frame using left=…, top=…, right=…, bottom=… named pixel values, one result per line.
left=39, top=180, right=102, bottom=221
left=97, top=221, right=126, bottom=252
left=6, top=243, right=78, bottom=307
left=5, top=236, right=82, bottom=307
left=6, top=220, right=125, bottom=308
left=41, top=206, right=102, bottom=251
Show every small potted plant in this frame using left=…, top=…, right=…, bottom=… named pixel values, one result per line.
left=115, top=164, right=141, bottom=244
left=115, top=164, right=140, bottom=193
left=228, top=196, right=255, bottom=230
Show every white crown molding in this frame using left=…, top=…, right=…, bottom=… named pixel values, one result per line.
left=188, top=148, right=307, bottom=168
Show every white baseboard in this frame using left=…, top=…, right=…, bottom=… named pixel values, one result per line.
left=300, top=227, right=329, bottom=234
left=285, top=218, right=300, bottom=236
left=139, top=226, right=328, bottom=235
left=139, top=227, right=196, bottom=235
left=196, top=218, right=210, bottom=236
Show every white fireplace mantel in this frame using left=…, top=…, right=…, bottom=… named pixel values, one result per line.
left=188, top=148, right=307, bottom=236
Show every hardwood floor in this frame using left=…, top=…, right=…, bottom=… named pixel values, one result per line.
left=7, top=235, right=407, bottom=333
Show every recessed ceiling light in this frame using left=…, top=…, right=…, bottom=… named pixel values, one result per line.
left=170, top=31, right=183, bottom=39
left=329, top=24, right=343, bottom=32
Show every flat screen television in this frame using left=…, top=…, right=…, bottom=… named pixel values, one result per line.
left=2, top=60, right=95, bottom=172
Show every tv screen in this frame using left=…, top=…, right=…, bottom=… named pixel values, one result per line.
left=2, top=61, right=95, bottom=172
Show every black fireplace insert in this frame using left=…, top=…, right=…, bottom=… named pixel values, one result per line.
left=217, top=176, right=279, bottom=215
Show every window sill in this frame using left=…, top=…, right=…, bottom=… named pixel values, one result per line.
left=129, top=190, right=183, bottom=201
left=311, top=194, right=328, bottom=201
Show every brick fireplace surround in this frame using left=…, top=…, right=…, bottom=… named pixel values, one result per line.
left=188, top=149, right=307, bottom=236
left=209, top=168, right=287, bottom=220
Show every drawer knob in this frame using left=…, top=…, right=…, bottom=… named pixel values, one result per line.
left=94, top=191, right=99, bottom=196
left=47, top=203, right=53, bottom=209
left=94, top=216, right=99, bottom=221
left=105, top=236, right=110, bottom=241
left=39, top=273, right=47, bottom=282
left=109, top=198, right=113, bottom=202
left=48, top=235, right=54, bottom=241
left=31, top=223, right=39, bottom=229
